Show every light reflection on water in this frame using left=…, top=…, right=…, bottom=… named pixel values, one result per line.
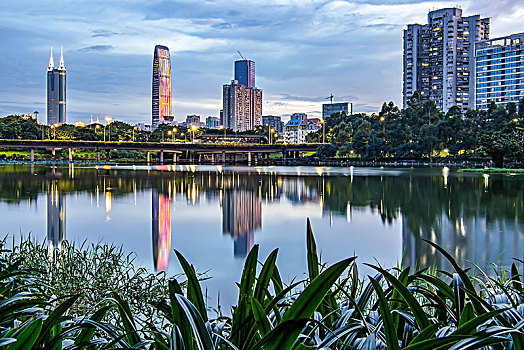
left=1, top=164, right=523, bottom=308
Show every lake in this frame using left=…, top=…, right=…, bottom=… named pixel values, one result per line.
left=1, top=163, right=523, bottom=308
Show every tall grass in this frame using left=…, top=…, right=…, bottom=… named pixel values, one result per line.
left=0, top=220, right=523, bottom=349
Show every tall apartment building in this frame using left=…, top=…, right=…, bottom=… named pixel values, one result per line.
left=403, top=8, right=490, bottom=112
left=152, top=45, right=172, bottom=127
left=47, top=47, right=66, bottom=125
left=476, top=33, right=524, bottom=110
left=222, top=59, right=262, bottom=131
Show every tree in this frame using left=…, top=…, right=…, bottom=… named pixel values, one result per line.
left=417, top=124, right=440, bottom=161
left=315, top=144, right=337, bottom=159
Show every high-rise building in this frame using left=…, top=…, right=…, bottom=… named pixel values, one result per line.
left=47, top=47, right=66, bottom=125
left=223, top=58, right=262, bottom=132
left=322, top=102, right=349, bottom=119
left=235, top=60, right=255, bottom=88
left=403, top=8, right=490, bottom=112
left=476, top=33, right=524, bottom=110
left=152, top=45, right=172, bottom=127
left=223, top=80, right=262, bottom=131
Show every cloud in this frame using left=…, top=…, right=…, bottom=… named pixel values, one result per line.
left=0, top=0, right=522, bottom=123
left=78, top=45, right=114, bottom=52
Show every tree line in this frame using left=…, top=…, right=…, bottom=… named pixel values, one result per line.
left=312, top=95, right=524, bottom=167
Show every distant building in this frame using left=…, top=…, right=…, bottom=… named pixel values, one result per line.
left=291, top=113, right=307, bottom=121
left=223, top=80, right=262, bottom=131
left=152, top=45, right=172, bottom=128
left=403, top=8, right=490, bottom=112
left=235, top=60, right=255, bottom=88
left=185, top=115, right=200, bottom=127
left=47, top=47, right=66, bottom=125
left=284, top=117, right=321, bottom=144
left=262, top=115, right=284, bottom=134
left=135, top=122, right=151, bottom=132
left=476, top=33, right=524, bottom=110
left=322, top=102, right=349, bottom=119
left=196, top=134, right=267, bottom=144
left=206, top=116, right=221, bottom=129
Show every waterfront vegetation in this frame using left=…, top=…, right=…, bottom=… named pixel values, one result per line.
left=1, top=220, right=523, bottom=349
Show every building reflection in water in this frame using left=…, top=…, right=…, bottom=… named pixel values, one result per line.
left=403, top=215, right=524, bottom=272
left=47, top=181, right=65, bottom=254
left=222, top=190, right=262, bottom=257
left=152, top=190, right=172, bottom=271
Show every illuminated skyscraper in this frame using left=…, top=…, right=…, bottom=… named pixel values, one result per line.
left=47, top=46, right=66, bottom=125
left=152, top=45, right=172, bottom=128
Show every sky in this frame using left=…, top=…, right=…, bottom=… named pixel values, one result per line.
left=0, top=0, right=522, bottom=124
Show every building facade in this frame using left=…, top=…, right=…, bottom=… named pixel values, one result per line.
left=403, top=8, right=490, bottom=112
left=47, top=47, right=66, bottom=125
left=262, top=115, right=284, bottom=134
left=223, top=80, right=262, bottom=131
left=476, top=33, right=524, bottom=110
left=322, top=102, right=349, bottom=119
left=206, top=116, right=221, bottom=129
left=222, top=59, right=263, bottom=132
left=234, top=60, right=255, bottom=88
left=284, top=118, right=321, bottom=144
left=152, top=45, right=172, bottom=128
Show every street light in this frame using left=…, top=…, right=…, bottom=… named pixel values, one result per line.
left=133, top=126, right=137, bottom=142
left=191, top=125, right=197, bottom=143
left=269, top=128, right=275, bottom=144
left=321, top=119, right=325, bottom=144
left=172, top=128, right=177, bottom=142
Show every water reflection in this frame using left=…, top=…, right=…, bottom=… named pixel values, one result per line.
left=0, top=164, right=522, bottom=274
left=47, top=181, right=65, bottom=252
left=222, top=190, right=261, bottom=257
left=152, top=190, right=172, bottom=271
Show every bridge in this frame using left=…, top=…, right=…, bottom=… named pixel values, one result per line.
left=0, top=139, right=321, bottom=163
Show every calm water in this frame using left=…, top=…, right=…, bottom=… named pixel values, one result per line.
left=1, top=164, right=523, bottom=307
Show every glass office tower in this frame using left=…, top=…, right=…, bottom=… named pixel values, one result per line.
left=47, top=47, right=66, bottom=125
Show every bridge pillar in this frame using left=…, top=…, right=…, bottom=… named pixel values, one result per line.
left=282, top=151, right=287, bottom=164
left=146, top=151, right=150, bottom=163
left=68, top=148, right=73, bottom=162
left=247, top=152, right=252, bottom=165
left=96, top=151, right=100, bottom=162
left=30, top=149, right=34, bottom=162
left=254, top=152, right=258, bottom=165
left=222, top=151, right=226, bottom=163
left=160, top=150, right=164, bottom=164
left=106, top=151, right=110, bottom=161
left=173, top=153, right=177, bottom=164
left=198, top=154, right=202, bottom=163
left=52, top=148, right=56, bottom=157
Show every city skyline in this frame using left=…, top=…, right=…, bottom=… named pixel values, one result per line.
left=0, top=1, right=522, bottom=124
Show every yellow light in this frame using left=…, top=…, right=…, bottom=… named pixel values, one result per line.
left=173, top=128, right=177, bottom=132
left=219, top=125, right=224, bottom=129
left=191, top=125, right=197, bottom=131
left=380, top=116, right=385, bottom=122
left=167, top=131, right=172, bottom=135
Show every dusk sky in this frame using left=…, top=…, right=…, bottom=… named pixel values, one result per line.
left=0, top=0, right=522, bottom=124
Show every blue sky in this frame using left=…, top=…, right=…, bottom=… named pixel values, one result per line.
left=0, top=0, right=522, bottom=124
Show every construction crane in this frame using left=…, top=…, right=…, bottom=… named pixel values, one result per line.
left=326, top=94, right=334, bottom=104
left=237, top=50, right=245, bottom=60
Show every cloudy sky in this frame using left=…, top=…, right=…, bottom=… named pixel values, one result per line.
left=0, top=0, right=522, bottom=124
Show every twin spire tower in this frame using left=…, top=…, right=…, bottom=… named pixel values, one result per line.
left=47, top=46, right=66, bottom=125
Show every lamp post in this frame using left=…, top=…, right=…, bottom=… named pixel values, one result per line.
left=321, top=119, right=325, bottom=144
left=167, top=130, right=172, bottom=143
left=172, top=128, right=177, bottom=142
left=133, top=126, right=137, bottom=142
left=219, top=125, right=225, bottom=142
left=191, top=125, right=197, bottom=143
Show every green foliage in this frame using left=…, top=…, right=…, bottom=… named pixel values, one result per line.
left=1, top=221, right=524, bottom=349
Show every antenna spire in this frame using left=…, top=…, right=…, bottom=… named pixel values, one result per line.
left=58, top=45, right=65, bottom=70
left=48, top=46, right=54, bottom=71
